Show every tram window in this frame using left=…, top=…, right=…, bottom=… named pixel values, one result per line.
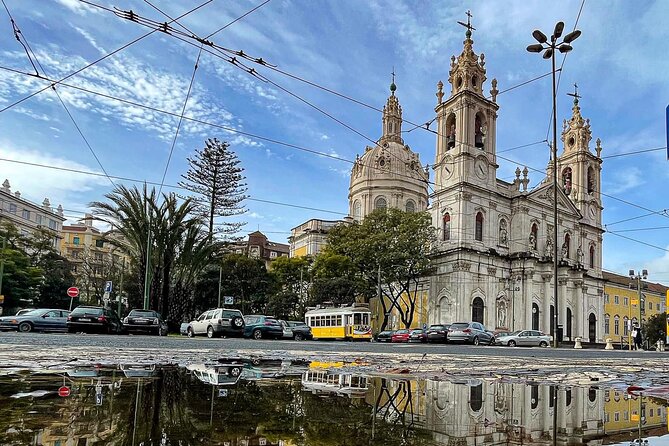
left=354, top=313, right=362, bottom=324
left=363, top=313, right=369, bottom=325
left=336, top=315, right=342, bottom=326
left=325, top=316, right=330, bottom=327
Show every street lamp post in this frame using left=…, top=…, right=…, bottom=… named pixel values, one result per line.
left=629, top=269, right=648, bottom=349
left=527, top=22, right=581, bottom=348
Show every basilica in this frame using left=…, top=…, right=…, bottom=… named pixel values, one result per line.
left=290, top=21, right=606, bottom=342
left=345, top=25, right=605, bottom=342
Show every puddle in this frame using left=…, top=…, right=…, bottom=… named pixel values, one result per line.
left=0, top=360, right=667, bottom=445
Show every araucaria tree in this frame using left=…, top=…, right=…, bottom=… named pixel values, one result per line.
left=325, top=208, right=436, bottom=331
left=179, top=138, right=248, bottom=239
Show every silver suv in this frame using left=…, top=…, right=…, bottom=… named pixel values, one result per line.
left=447, top=322, right=495, bottom=345
left=187, top=308, right=245, bottom=338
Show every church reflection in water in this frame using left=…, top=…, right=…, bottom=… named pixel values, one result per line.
left=0, top=364, right=666, bottom=446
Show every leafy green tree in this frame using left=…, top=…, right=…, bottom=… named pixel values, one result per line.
left=35, top=251, right=75, bottom=309
left=310, top=251, right=362, bottom=307
left=643, top=312, right=667, bottom=346
left=325, top=208, right=435, bottom=330
left=179, top=138, right=248, bottom=239
left=268, top=256, right=311, bottom=319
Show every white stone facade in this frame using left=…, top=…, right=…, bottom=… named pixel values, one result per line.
left=428, top=27, right=605, bottom=342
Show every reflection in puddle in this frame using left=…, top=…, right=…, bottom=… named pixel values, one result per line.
left=0, top=363, right=667, bottom=446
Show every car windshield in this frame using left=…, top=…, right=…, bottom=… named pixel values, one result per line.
left=71, top=307, right=103, bottom=316
left=410, top=329, right=423, bottom=334
left=20, top=309, right=45, bottom=316
left=129, top=310, right=156, bottom=317
left=450, top=323, right=470, bottom=330
left=428, top=325, right=444, bottom=330
left=508, top=331, right=521, bottom=336
left=395, top=329, right=408, bottom=334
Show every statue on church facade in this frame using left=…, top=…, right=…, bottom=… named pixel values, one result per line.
left=499, top=219, right=508, bottom=245
left=577, top=245, right=584, bottom=266
left=529, top=231, right=537, bottom=251
left=561, top=240, right=569, bottom=260
left=545, top=236, right=553, bottom=259
left=496, top=299, right=507, bottom=328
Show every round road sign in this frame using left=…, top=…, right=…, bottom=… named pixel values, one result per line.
left=67, top=287, right=79, bottom=298
left=58, top=386, right=71, bottom=397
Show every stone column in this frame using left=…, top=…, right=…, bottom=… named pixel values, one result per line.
left=558, top=277, right=568, bottom=340
left=542, top=273, right=552, bottom=334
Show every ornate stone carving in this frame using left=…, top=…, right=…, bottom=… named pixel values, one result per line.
left=496, top=297, right=507, bottom=328
left=498, top=219, right=508, bottom=246
left=452, top=261, right=472, bottom=272
left=487, top=266, right=497, bottom=276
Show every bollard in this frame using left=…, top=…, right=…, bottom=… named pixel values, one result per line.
left=574, top=336, right=583, bottom=349
left=605, top=337, right=614, bottom=350
left=657, top=340, right=665, bottom=352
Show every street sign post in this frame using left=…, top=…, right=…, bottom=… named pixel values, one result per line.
left=58, top=386, right=70, bottom=397
left=67, top=287, right=79, bottom=311
left=104, top=281, right=113, bottom=293
left=224, top=296, right=234, bottom=305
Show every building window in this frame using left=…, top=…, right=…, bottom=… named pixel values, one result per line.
left=475, top=212, right=483, bottom=242
left=648, top=302, right=653, bottom=310
left=614, top=412, right=620, bottom=422
left=374, top=196, right=387, bottom=210
left=469, top=384, right=483, bottom=412
left=270, top=251, right=277, bottom=258
left=589, top=245, right=595, bottom=268
left=9, top=203, right=16, bottom=214
left=73, top=236, right=80, bottom=245
left=48, top=219, right=57, bottom=230
left=405, top=200, right=416, bottom=213
left=22, top=209, right=30, bottom=220
left=587, top=166, right=595, bottom=194
left=95, top=239, right=104, bottom=248
left=443, top=213, right=451, bottom=241
left=604, top=314, right=610, bottom=334
left=623, top=297, right=628, bottom=306
left=604, top=293, right=609, bottom=303
left=614, top=315, right=620, bottom=335
left=472, top=297, right=484, bottom=323
left=566, top=307, right=572, bottom=338
left=624, top=411, right=629, bottom=421
left=94, top=253, right=104, bottom=262
left=36, top=214, right=42, bottom=225
left=562, top=167, right=572, bottom=195
left=614, top=295, right=619, bottom=304
left=353, top=200, right=361, bottom=220
left=623, top=316, right=629, bottom=335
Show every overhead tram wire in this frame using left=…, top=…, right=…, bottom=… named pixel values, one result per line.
left=605, top=230, right=669, bottom=254
left=0, top=0, right=215, bottom=115
left=0, top=0, right=116, bottom=187
left=605, top=210, right=669, bottom=228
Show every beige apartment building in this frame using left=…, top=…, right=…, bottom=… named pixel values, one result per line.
left=0, top=179, right=65, bottom=247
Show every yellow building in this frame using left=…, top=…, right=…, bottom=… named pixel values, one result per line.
left=60, top=214, right=129, bottom=304
left=603, top=389, right=667, bottom=436
left=602, top=271, right=667, bottom=346
left=289, top=218, right=343, bottom=258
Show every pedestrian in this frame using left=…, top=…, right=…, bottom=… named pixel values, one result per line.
left=631, top=326, right=638, bottom=350
left=635, top=326, right=643, bottom=351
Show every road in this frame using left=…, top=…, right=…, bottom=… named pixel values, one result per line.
left=0, top=331, right=664, bottom=359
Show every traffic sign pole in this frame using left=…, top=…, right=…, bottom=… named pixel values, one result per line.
left=67, top=287, right=79, bottom=311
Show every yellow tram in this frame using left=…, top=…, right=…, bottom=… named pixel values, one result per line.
left=305, top=305, right=372, bottom=341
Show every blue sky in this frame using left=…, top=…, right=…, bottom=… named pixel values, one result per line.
left=0, top=0, right=668, bottom=282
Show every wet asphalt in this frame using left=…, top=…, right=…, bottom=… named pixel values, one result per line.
left=0, top=331, right=665, bottom=360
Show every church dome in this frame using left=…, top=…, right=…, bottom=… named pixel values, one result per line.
left=348, top=82, right=429, bottom=220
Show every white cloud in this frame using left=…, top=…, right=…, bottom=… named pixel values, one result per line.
left=73, top=26, right=105, bottom=53
left=247, top=212, right=264, bottom=219
left=605, top=167, right=644, bottom=195
left=55, top=0, right=100, bottom=15
left=320, top=134, right=330, bottom=140
left=0, top=140, right=108, bottom=209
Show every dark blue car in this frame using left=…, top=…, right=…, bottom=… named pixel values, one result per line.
left=243, top=315, right=284, bottom=340
left=0, top=308, right=70, bottom=332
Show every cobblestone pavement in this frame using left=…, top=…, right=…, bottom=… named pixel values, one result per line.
left=1, top=332, right=667, bottom=395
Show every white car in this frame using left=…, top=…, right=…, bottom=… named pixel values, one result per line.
left=187, top=308, right=245, bottom=338
left=495, top=330, right=551, bottom=347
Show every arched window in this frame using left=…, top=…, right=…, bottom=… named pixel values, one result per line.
left=353, top=200, right=361, bottom=220
left=587, top=166, right=595, bottom=194
left=530, top=223, right=538, bottom=250
left=474, top=113, right=485, bottom=148
left=532, top=303, right=540, bottom=330
left=374, top=196, right=387, bottom=210
left=589, top=245, right=595, bottom=269
left=405, top=200, right=416, bottom=213
left=588, top=387, right=597, bottom=403
left=614, top=315, right=620, bottom=335
left=475, top=212, right=484, bottom=242
left=623, top=316, right=629, bottom=336
left=566, top=388, right=572, bottom=407
left=531, top=385, right=539, bottom=409
left=562, top=167, right=573, bottom=195
left=604, top=314, right=610, bottom=335
left=566, top=308, right=573, bottom=339
left=443, top=213, right=451, bottom=241
left=470, top=383, right=483, bottom=412
left=472, top=297, right=484, bottom=323
left=446, top=113, right=456, bottom=150
left=563, top=233, right=571, bottom=259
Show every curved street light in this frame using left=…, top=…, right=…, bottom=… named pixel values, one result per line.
left=526, top=21, right=581, bottom=349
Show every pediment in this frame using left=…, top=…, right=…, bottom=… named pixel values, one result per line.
left=526, top=182, right=582, bottom=218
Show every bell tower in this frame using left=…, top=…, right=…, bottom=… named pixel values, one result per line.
left=556, top=85, right=603, bottom=228
left=433, top=11, right=500, bottom=191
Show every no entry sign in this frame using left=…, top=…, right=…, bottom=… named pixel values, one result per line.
left=67, top=287, right=79, bottom=298
left=58, top=386, right=70, bottom=397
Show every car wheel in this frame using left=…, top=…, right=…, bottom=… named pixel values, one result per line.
left=187, top=327, right=195, bottom=338
left=508, top=340, right=516, bottom=347
left=294, top=333, right=304, bottom=341
left=472, top=336, right=480, bottom=346
left=231, top=316, right=244, bottom=328
left=252, top=329, right=262, bottom=340
left=489, top=337, right=496, bottom=346
left=18, top=322, right=33, bottom=333
left=540, top=341, right=548, bottom=347
left=228, top=366, right=242, bottom=377
left=207, top=326, right=217, bottom=338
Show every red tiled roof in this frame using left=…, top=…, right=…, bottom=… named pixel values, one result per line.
left=602, top=270, right=668, bottom=295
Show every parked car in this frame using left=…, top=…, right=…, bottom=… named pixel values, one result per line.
left=408, top=328, right=428, bottom=343
left=447, top=322, right=495, bottom=345
left=495, top=330, right=551, bottom=347
left=278, top=320, right=294, bottom=339
left=243, top=315, right=284, bottom=340
left=123, top=309, right=167, bottom=336
left=285, top=320, right=313, bottom=341
left=67, top=306, right=123, bottom=334
left=187, top=308, right=245, bottom=338
left=426, top=324, right=450, bottom=343
left=375, top=330, right=395, bottom=342
left=391, top=329, right=411, bottom=343
left=0, top=308, right=70, bottom=332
